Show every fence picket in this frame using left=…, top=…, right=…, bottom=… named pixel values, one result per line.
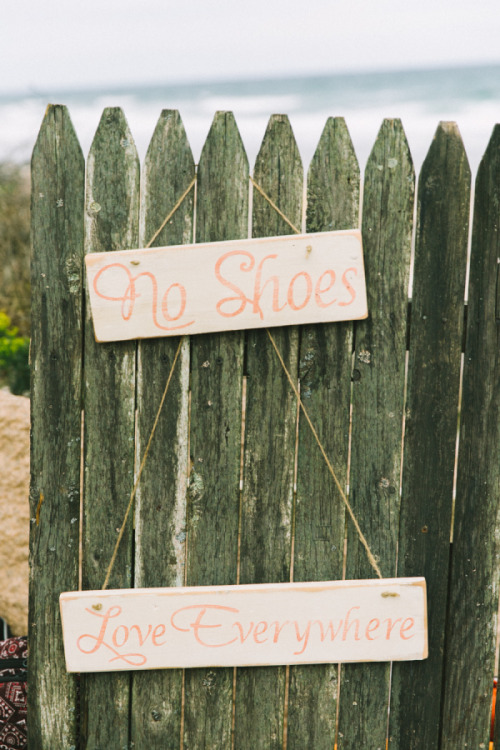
left=338, top=119, right=414, bottom=747
left=29, top=106, right=500, bottom=750
left=287, top=116, right=360, bottom=749
left=234, top=114, right=303, bottom=749
left=440, top=125, right=500, bottom=748
left=182, top=111, right=248, bottom=749
left=29, top=105, right=84, bottom=748
left=389, top=122, right=471, bottom=748
left=130, top=110, right=194, bottom=748
left=80, top=108, right=140, bottom=748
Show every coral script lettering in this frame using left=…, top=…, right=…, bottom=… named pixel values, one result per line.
left=92, top=253, right=358, bottom=332
left=85, top=231, right=368, bottom=341
left=76, top=603, right=415, bottom=668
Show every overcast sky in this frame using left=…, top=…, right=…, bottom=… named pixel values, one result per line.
left=2, top=0, right=500, bottom=94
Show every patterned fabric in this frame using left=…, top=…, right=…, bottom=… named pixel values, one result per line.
left=0, top=638, right=27, bottom=750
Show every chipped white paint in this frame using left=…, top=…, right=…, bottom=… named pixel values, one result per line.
left=85, top=230, right=368, bottom=342
left=60, top=577, right=427, bottom=673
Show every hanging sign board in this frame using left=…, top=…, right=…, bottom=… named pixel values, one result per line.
left=60, top=577, right=427, bottom=673
left=85, top=230, right=367, bottom=342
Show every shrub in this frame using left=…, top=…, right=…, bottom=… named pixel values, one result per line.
left=0, top=311, right=30, bottom=395
left=0, top=163, right=30, bottom=337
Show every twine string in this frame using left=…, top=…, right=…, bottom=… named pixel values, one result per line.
left=102, top=335, right=185, bottom=590
left=101, top=173, right=383, bottom=590
left=145, top=176, right=196, bottom=249
left=265, top=329, right=383, bottom=579
left=251, top=176, right=382, bottom=578
left=102, top=176, right=195, bottom=589
left=250, top=176, right=301, bottom=235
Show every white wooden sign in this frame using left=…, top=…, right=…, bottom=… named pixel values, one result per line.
left=85, top=230, right=367, bottom=342
left=60, top=578, right=427, bottom=673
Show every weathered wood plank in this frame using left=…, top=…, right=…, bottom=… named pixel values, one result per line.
left=287, top=116, right=360, bottom=749
left=29, top=105, right=84, bottom=749
left=60, top=578, right=428, bottom=671
left=182, top=111, right=248, bottom=750
left=234, top=114, right=302, bottom=749
left=130, top=110, right=194, bottom=749
left=389, top=122, right=470, bottom=749
left=338, top=119, right=414, bottom=748
left=80, top=108, right=140, bottom=748
left=440, top=125, right=500, bottom=747
left=85, top=230, right=367, bottom=341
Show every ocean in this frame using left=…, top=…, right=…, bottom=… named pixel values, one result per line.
left=1, top=63, right=499, bottom=175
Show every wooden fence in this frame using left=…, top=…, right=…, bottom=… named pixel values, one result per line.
left=29, top=105, right=499, bottom=748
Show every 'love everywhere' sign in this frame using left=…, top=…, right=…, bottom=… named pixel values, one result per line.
left=72, top=231, right=428, bottom=674
left=60, top=579, right=427, bottom=672
left=85, top=230, right=367, bottom=342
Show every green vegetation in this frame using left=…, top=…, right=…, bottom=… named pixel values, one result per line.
left=0, top=163, right=30, bottom=394
left=0, top=311, right=30, bottom=394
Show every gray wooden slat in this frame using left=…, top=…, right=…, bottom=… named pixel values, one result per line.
left=182, top=111, right=248, bottom=750
left=29, top=104, right=84, bottom=749
left=80, top=108, right=140, bottom=749
left=440, top=125, right=500, bottom=748
left=130, top=110, right=194, bottom=749
left=287, top=117, right=360, bottom=749
left=389, top=122, right=471, bottom=749
left=337, top=119, right=414, bottom=748
left=233, top=114, right=303, bottom=750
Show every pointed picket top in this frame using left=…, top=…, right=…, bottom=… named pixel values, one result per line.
left=253, top=114, right=303, bottom=237
left=183, top=108, right=247, bottom=750
left=132, top=107, right=193, bottom=747
left=86, top=107, right=140, bottom=253
left=439, top=121, right=500, bottom=748
left=362, top=117, right=414, bottom=318
left=235, top=112, right=302, bottom=749
left=289, top=114, right=359, bottom=748
left=135, top=106, right=193, bottom=590
left=347, top=116, right=414, bottom=579
left=366, top=118, right=413, bottom=179
left=82, top=107, right=140, bottom=747
left=30, top=102, right=84, bottom=749
left=32, top=104, right=85, bottom=287
left=390, top=119, right=471, bottom=747
left=197, top=110, right=249, bottom=243
left=337, top=118, right=414, bottom=747
left=410, top=119, right=471, bottom=310
left=478, top=121, right=500, bottom=166
left=469, top=121, right=500, bottom=322
left=419, top=121, right=471, bottom=206
left=141, top=109, right=195, bottom=248
left=32, top=103, right=83, bottom=166
left=307, top=116, right=360, bottom=232
left=32, top=104, right=85, bottom=268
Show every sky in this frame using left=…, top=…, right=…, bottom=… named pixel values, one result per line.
left=2, top=0, right=500, bottom=94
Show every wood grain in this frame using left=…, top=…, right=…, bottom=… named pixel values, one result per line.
left=234, top=114, right=302, bottom=750
left=389, top=122, right=470, bottom=749
left=440, top=125, right=500, bottom=748
left=60, top=578, right=428, bottom=671
left=288, top=116, right=360, bottom=749
left=80, top=108, right=140, bottom=749
left=85, top=230, right=367, bottom=341
left=338, top=119, right=414, bottom=748
left=29, top=104, right=84, bottom=748
left=130, top=110, right=194, bottom=749
left=182, top=111, right=248, bottom=750
left=29, top=106, right=500, bottom=749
